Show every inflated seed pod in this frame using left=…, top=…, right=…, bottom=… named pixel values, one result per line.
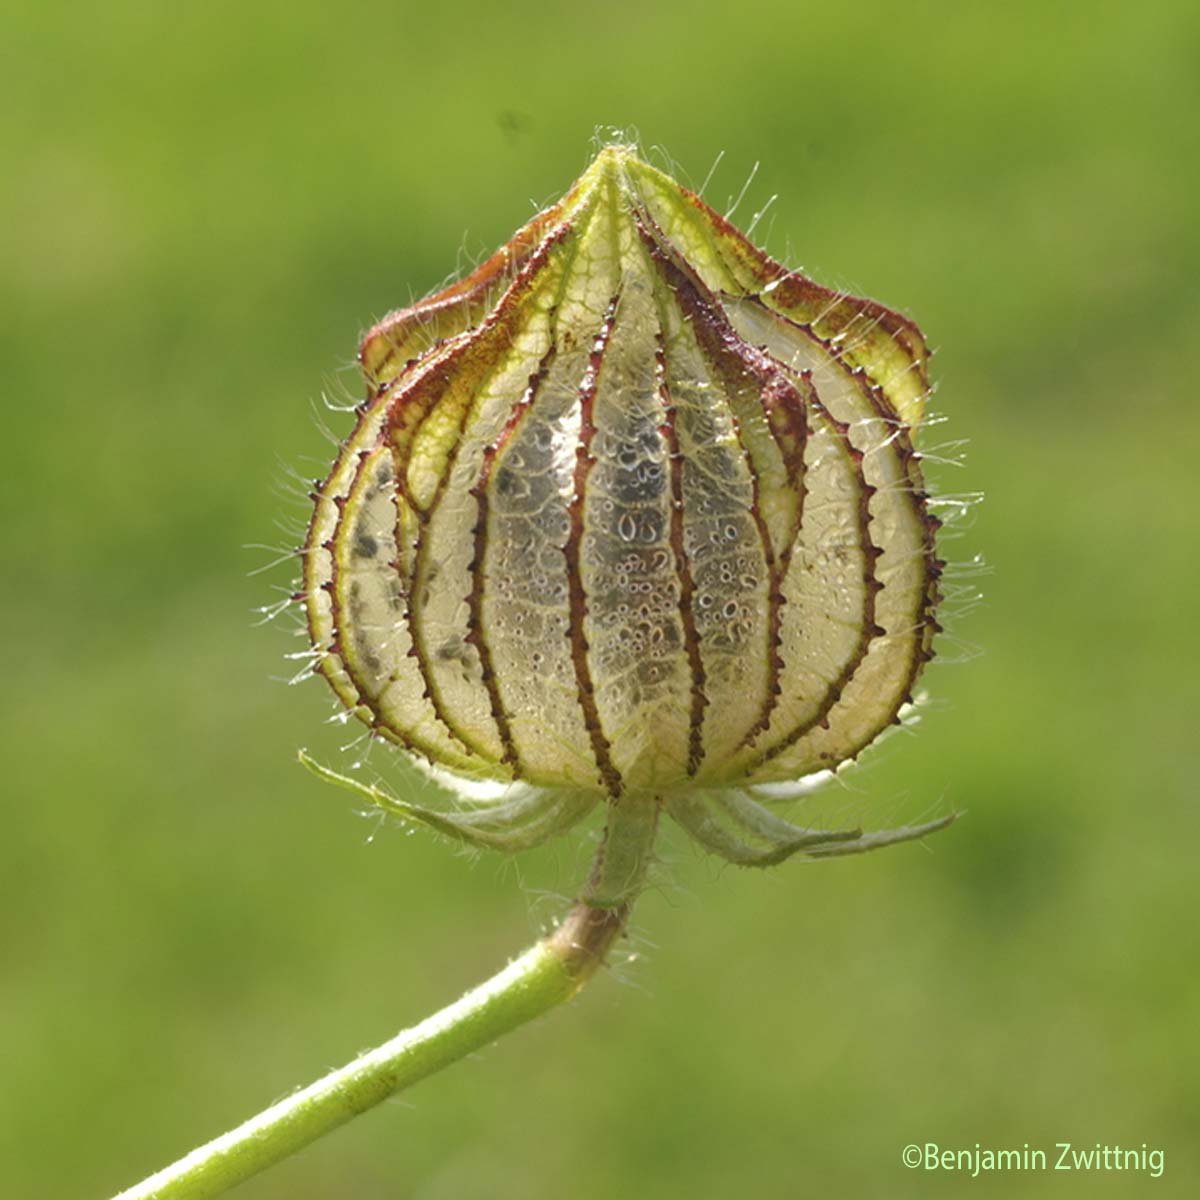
left=302, top=145, right=951, bottom=884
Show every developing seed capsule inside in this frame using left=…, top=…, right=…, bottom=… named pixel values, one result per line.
left=304, top=146, right=941, bottom=804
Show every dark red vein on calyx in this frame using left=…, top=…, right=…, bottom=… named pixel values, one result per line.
left=654, top=334, right=708, bottom=777
left=319, top=445, right=445, bottom=763
left=747, top=325, right=938, bottom=768
left=748, top=299, right=942, bottom=756
left=300, top=393, right=430, bottom=755
left=636, top=223, right=801, bottom=751
left=360, top=204, right=568, bottom=386
left=661, top=180, right=932, bottom=406
left=385, top=221, right=574, bottom=517
left=755, top=401, right=881, bottom=767
left=400, top=226, right=575, bottom=765
left=564, top=292, right=624, bottom=798
left=465, top=342, right=560, bottom=773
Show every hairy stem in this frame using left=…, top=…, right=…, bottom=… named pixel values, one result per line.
left=112, top=806, right=653, bottom=1200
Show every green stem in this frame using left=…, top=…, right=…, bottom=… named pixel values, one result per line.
left=112, top=805, right=656, bottom=1200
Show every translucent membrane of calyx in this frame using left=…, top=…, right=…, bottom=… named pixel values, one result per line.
left=304, top=146, right=940, bottom=798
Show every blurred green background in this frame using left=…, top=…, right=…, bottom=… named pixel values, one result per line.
left=3, top=2, right=1197, bottom=1197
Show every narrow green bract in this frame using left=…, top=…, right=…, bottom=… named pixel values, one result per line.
left=303, top=145, right=949, bottom=869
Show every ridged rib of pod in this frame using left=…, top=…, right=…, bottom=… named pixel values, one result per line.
left=303, top=146, right=945, bottom=852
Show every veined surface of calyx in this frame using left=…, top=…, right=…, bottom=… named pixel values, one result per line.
left=303, top=145, right=944, bottom=857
